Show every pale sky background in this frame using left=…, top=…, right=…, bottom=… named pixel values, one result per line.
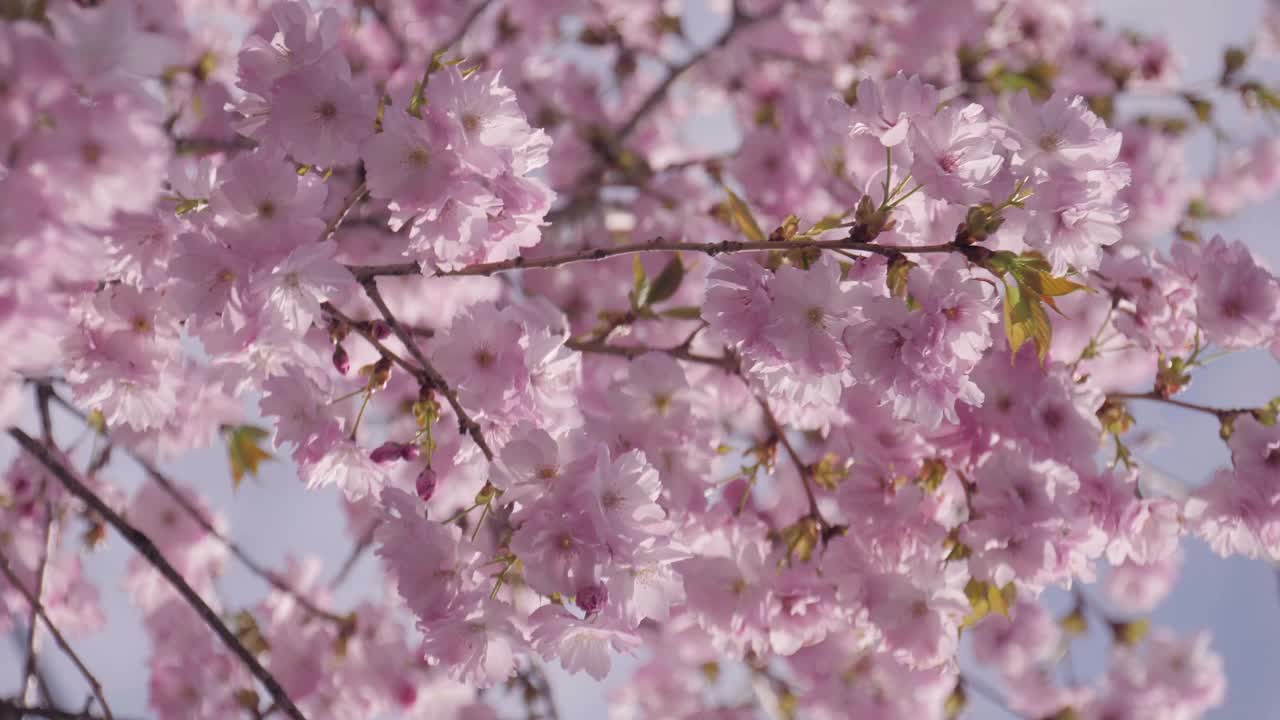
left=4, top=2, right=1280, bottom=719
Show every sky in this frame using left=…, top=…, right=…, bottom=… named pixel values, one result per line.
left=3, top=1, right=1280, bottom=719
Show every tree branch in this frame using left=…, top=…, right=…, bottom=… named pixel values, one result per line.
left=39, top=386, right=348, bottom=629
left=1109, top=391, right=1257, bottom=421
left=5, top=429, right=307, bottom=720
left=566, top=338, right=740, bottom=373
left=319, top=181, right=368, bottom=243
left=348, top=237, right=962, bottom=281
left=756, top=395, right=827, bottom=529
left=0, top=697, right=135, bottom=720
left=0, top=554, right=112, bottom=720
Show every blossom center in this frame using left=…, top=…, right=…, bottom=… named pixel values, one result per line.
left=408, top=147, right=430, bottom=168
left=462, top=113, right=481, bottom=132
left=806, top=306, right=825, bottom=327
left=473, top=348, right=495, bottom=368
left=938, top=152, right=960, bottom=174
left=81, top=141, right=103, bottom=166
left=316, top=101, right=338, bottom=121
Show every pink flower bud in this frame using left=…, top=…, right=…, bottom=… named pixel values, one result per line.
left=332, top=344, right=350, bottom=375
left=415, top=466, right=438, bottom=502
left=575, top=582, right=608, bottom=615
left=400, top=443, right=421, bottom=461
left=369, top=441, right=404, bottom=464
left=370, top=319, right=392, bottom=340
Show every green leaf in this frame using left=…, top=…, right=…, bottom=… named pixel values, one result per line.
left=630, top=256, right=650, bottom=309
left=231, top=610, right=270, bottom=655
left=1002, top=277, right=1053, bottom=364
left=988, top=582, right=1016, bottom=618
left=887, top=255, right=916, bottom=301
left=646, top=256, right=685, bottom=305
left=662, top=305, right=704, bottom=320
left=1110, top=617, right=1151, bottom=647
left=226, top=425, right=273, bottom=489
left=800, top=212, right=852, bottom=238
left=174, top=197, right=206, bottom=215
left=723, top=186, right=767, bottom=243
left=962, top=579, right=991, bottom=628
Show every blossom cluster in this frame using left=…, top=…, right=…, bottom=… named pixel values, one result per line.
left=2, top=1, right=1279, bottom=719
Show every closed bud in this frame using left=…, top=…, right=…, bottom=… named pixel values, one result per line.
left=369, top=441, right=405, bottom=464
left=415, top=466, right=438, bottom=502
left=400, top=443, right=421, bottom=461
left=370, top=320, right=392, bottom=340
left=332, top=344, right=350, bottom=375
left=575, top=582, right=609, bottom=615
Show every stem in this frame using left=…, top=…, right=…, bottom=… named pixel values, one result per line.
left=348, top=237, right=964, bottom=281
left=7, top=428, right=308, bottom=720
left=0, top=554, right=113, bottom=720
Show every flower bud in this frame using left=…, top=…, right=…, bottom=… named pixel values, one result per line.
left=332, top=344, right=350, bottom=375
left=400, top=443, right=421, bottom=461
left=575, top=582, right=608, bottom=615
left=370, top=320, right=392, bottom=340
left=369, top=441, right=404, bottom=464
left=415, top=466, right=438, bottom=502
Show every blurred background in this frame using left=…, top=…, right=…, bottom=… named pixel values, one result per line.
left=3, top=1, right=1280, bottom=718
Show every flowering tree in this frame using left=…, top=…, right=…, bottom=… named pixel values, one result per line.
left=2, top=0, right=1279, bottom=717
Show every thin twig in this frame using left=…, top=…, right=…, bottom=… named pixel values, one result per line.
left=429, top=0, right=494, bottom=60
left=348, top=237, right=963, bottom=281
left=329, top=521, right=380, bottom=589
left=756, top=395, right=827, bottom=529
left=0, top=554, right=112, bottom=720
left=356, top=277, right=495, bottom=461
left=566, top=338, right=740, bottom=372
left=6, top=429, right=307, bottom=720
left=20, top=501, right=56, bottom=707
left=1109, top=391, right=1256, bottom=421
left=40, top=387, right=348, bottom=628
left=0, top=697, right=135, bottom=720
left=23, top=386, right=57, bottom=706
left=320, top=181, right=368, bottom=243
left=961, top=674, right=1028, bottom=720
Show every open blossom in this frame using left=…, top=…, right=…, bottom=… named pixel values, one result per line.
left=847, top=73, right=941, bottom=147
left=907, top=102, right=1004, bottom=203
left=1190, top=235, right=1279, bottom=350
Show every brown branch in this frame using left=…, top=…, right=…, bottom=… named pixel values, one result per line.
left=320, top=181, right=368, bottom=243
left=355, top=277, right=495, bottom=461
left=20, top=497, right=56, bottom=707
left=6, top=429, right=307, bottom=720
left=566, top=338, right=740, bottom=373
left=430, top=0, right=494, bottom=60
left=349, top=237, right=962, bottom=281
left=23, top=385, right=57, bottom=706
left=614, top=2, right=775, bottom=143
left=329, top=520, right=380, bottom=589
left=756, top=395, right=829, bottom=529
left=0, top=554, right=112, bottom=720
left=0, top=697, right=134, bottom=720
left=1109, top=391, right=1257, bottom=420
left=40, top=387, right=348, bottom=629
